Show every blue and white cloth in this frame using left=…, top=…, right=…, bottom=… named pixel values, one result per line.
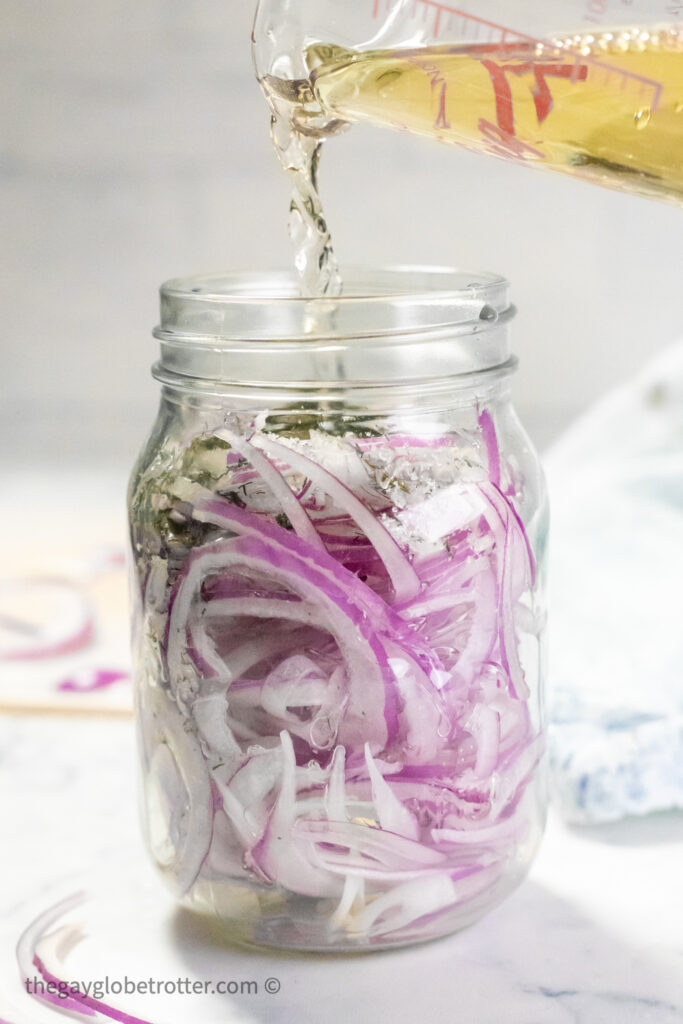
left=546, top=341, right=683, bottom=822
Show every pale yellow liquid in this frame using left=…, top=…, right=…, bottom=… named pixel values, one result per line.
left=308, top=27, right=683, bottom=202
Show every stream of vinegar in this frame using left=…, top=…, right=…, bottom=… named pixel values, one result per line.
left=260, top=25, right=683, bottom=295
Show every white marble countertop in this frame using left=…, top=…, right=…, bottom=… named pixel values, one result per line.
left=1, top=467, right=682, bottom=1023
left=1, top=712, right=682, bottom=1024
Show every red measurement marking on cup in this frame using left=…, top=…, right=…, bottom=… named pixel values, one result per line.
left=374, top=0, right=534, bottom=44
left=481, top=60, right=589, bottom=135
left=477, top=118, right=545, bottom=160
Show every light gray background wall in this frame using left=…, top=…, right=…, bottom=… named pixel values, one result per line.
left=3, top=1, right=682, bottom=467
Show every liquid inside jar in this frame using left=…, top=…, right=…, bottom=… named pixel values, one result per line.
left=130, top=400, right=546, bottom=950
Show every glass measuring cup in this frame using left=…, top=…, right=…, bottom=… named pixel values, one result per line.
left=253, top=0, right=683, bottom=202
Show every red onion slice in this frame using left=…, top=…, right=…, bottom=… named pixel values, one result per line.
left=253, top=434, right=421, bottom=603
left=218, top=428, right=326, bottom=553
left=57, top=669, right=128, bottom=693
left=16, top=893, right=155, bottom=1023
left=0, top=578, right=94, bottom=662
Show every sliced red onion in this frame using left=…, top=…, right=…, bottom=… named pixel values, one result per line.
left=17, top=893, right=155, bottom=1023
left=451, top=567, right=498, bottom=688
left=477, top=483, right=530, bottom=701
left=382, top=642, right=451, bottom=762
left=0, top=578, right=94, bottom=662
left=330, top=873, right=366, bottom=928
left=255, top=731, right=342, bottom=896
left=215, top=745, right=282, bottom=852
left=431, top=810, right=525, bottom=847
left=168, top=536, right=395, bottom=743
left=200, top=627, right=320, bottom=693
left=140, top=684, right=213, bottom=895
left=364, top=744, right=419, bottom=840
left=324, top=744, right=348, bottom=821
left=134, top=421, right=541, bottom=941
left=193, top=498, right=405, bottom=629
left=478, top=408, right=501, bottom=488
left=252, top=434, right=421, bottom=603
left=395, top=560, right=484, bottom=618
left=58, top=668, right=129, bottom=693
left=350, top=873, right=457, bottom=937
left=296, top=818, right=446, bottom=871
left=193, top=692, right=243, bottom=763
left=261, top=655, right=336, bottom=719
left=218, top=428, right=326, bottom=553
left=482, top=479, right=535, bottom=590
left=202, top=595, right=323, bottom=628
left=468, top=703, right=501, bottom=781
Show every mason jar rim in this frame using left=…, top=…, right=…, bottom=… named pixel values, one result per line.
left=153, top=266, right=516, bottom=388
left=158, top=264, right=508, bottom=305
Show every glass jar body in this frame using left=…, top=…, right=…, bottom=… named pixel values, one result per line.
left=128, top=372, right=548, bottom=952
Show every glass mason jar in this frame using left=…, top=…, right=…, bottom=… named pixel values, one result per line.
left=128, top=267, right=548, bottom=952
